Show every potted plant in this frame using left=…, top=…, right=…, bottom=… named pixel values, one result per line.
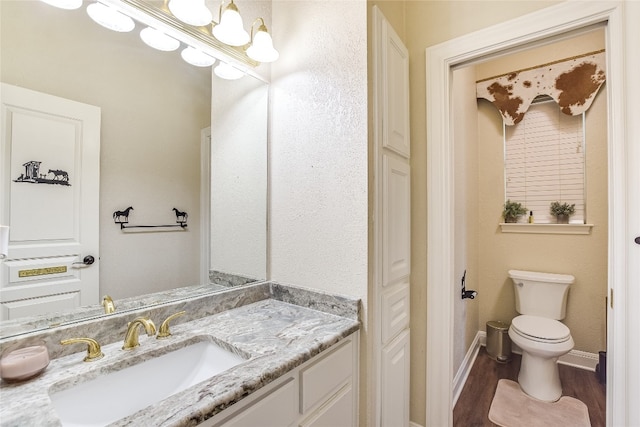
left=549, top=201, right=575, bottom=224
left=502, top=199, right=527, bottom=223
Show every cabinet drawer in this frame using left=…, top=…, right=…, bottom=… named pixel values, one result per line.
left=220, top=377, right=297, bottom=427
left=300, top=339, right=353, bottom=414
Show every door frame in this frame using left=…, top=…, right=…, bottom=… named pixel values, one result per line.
left=425, top=2, right=638, bottom=425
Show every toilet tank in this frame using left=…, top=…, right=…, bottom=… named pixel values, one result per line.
left=509, top=269, right=574, bottom=320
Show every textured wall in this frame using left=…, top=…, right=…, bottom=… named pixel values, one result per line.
left=0, top=1, right=209, bottom=299
left=270, top=0, right=369, bottom=424
left=269, top=1, right=368, bottom=305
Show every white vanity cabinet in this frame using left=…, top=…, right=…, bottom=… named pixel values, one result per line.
left=202, top=332, right=359, bottom=427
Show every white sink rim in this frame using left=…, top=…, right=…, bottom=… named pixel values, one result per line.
left=49, top=338, right=248, bottom=427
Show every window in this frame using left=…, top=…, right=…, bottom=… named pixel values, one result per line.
left=504, top=97, right=585, bottom=224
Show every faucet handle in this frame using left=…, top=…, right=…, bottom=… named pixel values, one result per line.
left=61, top=337, right=104, bottom=362
left=157, top=311, right=186, bottom=339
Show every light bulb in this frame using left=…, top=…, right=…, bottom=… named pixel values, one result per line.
left=211, top=2, right=249, bottom=46
left=214, top=62, right=244, bottom=80
left=181, top=47, right=216, bottom=67
left=140, top=27, right=180, bottom=52
left=87, top=2, right=135, bottom=32
left=247, top=28, right=278, bottom=63
left=168, top=0, right=213, bottom=27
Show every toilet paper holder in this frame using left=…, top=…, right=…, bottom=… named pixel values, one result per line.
left=461, top=270, right=478, bottom=299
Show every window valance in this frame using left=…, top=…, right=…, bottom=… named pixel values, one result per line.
left=476, top=50, right=606, bottom=125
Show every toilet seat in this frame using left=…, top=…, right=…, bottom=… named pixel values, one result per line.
left=511, top=315, right=571, bottom=344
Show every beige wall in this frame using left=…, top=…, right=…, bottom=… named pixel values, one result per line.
left=403, top=1, right=561, bottom=425
left=475, top=29, right=608, bottom=354
left=1, top=1, right=210, bottom=299
left=452, top=66, right=480, bottom=374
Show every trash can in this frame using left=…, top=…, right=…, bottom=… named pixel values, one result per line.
left=486, top=320, right=511, bottom=363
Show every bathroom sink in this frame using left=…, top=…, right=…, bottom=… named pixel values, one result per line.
left=49, top=340, right=247, bottom=427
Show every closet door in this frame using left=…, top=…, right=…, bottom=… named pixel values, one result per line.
left=373, top=6, right=410, bottom=427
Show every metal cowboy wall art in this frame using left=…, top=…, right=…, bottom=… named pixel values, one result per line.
left=14, top=161, right=71, bottom=186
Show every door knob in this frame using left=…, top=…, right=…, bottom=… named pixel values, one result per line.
left=635, top=236, right=640, bottom=245
left=73, top=255, right=95, bottom=266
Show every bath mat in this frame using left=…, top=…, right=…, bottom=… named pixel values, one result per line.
left=488, top=379, right=591, bottom=427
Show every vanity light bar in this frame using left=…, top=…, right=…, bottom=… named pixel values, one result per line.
left=40, top=0, right=267, bottom=78
left=101, top=0, right=262, bottom=78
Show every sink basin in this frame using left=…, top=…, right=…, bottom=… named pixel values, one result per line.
left=50, top=340, right=247, bottom=427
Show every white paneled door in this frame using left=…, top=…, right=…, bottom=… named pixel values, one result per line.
left=373, top=6, right=411, bottom=427
left=0, top=83, right=100, bottom=320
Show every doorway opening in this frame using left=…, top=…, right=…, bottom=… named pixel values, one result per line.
left=425, top=2, right=632, bottom=426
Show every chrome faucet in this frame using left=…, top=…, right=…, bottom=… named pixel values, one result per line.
left=122, top=317, right=156, bottom=350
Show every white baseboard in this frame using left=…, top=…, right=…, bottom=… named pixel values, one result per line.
left=452, top=331, right=482, bottom=406
left=481, top=330, right=599, bottom=371
left=558, top=349, right=600, bottom=371
left=452, top=331, right=599, bottom=408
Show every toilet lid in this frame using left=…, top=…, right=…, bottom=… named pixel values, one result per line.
left=511, top=315, right=571, bottom=343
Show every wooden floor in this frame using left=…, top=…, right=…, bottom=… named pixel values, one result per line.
left=453, top=347, right=606, bottom=427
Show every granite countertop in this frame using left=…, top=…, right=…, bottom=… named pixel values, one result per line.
left=0, top=296, right=360, bottom=426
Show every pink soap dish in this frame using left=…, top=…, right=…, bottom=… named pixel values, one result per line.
left=0, top=345, right=50, bottom=382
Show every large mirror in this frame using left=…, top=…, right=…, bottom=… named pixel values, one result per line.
left=0, top=0, right=268, bottom=338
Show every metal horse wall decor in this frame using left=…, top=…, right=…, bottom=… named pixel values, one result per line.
left=172, top=208, right=188, bottom=224
left=113, top=207, right=134, bottom=223
left=113, top=206, right=188, bottom=230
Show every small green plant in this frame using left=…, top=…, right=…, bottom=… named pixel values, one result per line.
left=550, top=201, right=575, bottom=223
left=502, top=199, right=527, bottom=223
left=549, top=201, right=576, bottom=216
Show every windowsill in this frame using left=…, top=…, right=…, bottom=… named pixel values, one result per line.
left=499, top=223, right=594, bottom=235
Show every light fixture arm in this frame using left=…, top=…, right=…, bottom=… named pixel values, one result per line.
left=214, top=0, right=238, bottom=25
left=250, top=17, right=268, bottom=42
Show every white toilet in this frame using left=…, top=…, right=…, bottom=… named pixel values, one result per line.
left=507, top=269, right=575, bottom=402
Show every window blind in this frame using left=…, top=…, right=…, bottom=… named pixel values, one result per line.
left=504, top=100, right=585, bottom=224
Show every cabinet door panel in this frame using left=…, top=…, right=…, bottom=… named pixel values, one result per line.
left=382, top=155, right=410, bottom=287
left=381, top=281, right=410, bottom=345
left=381, top=20, right=410, bottom=158
left=300, top=385, right=354, bottom=427
left=381, top=330, right=410, bottom=427
left=300, top=339, right=353, bottom=413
